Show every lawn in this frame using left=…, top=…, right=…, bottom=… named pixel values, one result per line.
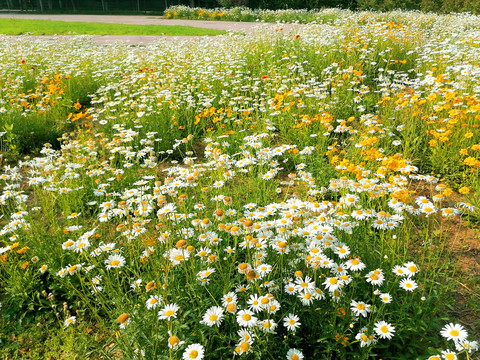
left=0, top=18, right=226, bottom=35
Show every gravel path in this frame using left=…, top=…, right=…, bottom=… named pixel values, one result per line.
left=0, top=14, right=285, bottom=44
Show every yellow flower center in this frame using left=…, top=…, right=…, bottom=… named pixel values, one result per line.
left=210, top=314, right=218, bottom=321
left=450, top=330, right=459, bottom=337
left=110, top=260, right=120, bottom=266
left=289, top=319, right=295, bottom=325
left=189, top=350, right=198, bottom=358
left=380, top=326, right=388, bottom=333
left=240, top=342, right=250, bottom=352
left=168, top=336, right=179, bottom=346
left=165, top=310, right=175, bottom=317
left=357, top=304, right=365, bottom=310
left=291, top=355, right=299, bottom=360
left=242, top=314, right=251, bottom=321
left=329, top=278, right=338, bottom=285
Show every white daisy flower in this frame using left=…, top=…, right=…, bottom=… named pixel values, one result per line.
left=105, top=254, right=125, bottom=270
left=64, top=316, right=76, bottom=328
left=200, top=306, right=224, bottom=327
left=182, top=343, right=204, bottom=360
left=158, top=303, right=180, bottom=321
left=399, top=278, right=418, bottom=292
left=440, top=323, right=468, bottom=343
left=236, top=309, right=257, bottom=328
left=145, top=295, right=162, bottom=310
left=286, top=348, right=304, bottom=360
left=283, top=313, right=301, bottom=332
left=350, top=300, right=372, bottom=318
left=374, top=320, right=395, bottom=340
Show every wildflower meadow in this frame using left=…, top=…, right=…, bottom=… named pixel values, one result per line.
left=0, top=8, right=479, bottom=360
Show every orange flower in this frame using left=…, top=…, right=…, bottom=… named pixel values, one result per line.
left=16, top=246, right=29, bottom=254
left=117, top=313, right=130, bottom=324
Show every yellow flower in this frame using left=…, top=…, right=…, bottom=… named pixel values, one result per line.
left=464, top=157, right=480, bottom=167
left=459, top=187, right=470, bottom=194
left=16, top=246, right=29, bottom=254
left=442, top=188, right=454, bottom=197
left=464, top=132, right=473, bottom=139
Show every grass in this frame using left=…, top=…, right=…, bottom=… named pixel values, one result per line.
left=0, top=18, right=226, bottom=36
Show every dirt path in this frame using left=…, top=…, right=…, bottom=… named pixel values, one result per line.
left=0, top=14, right=285, bottom=44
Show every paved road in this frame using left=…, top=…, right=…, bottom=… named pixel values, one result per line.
left=0, top=14, right=286, bottom=44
